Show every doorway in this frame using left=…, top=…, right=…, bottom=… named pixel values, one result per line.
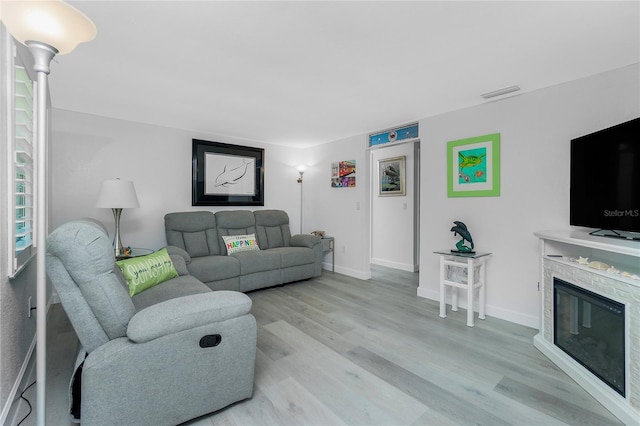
left=370, top=140, right=420, bottom=272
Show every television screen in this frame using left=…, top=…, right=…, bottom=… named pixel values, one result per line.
left=570, top=117, right=640, bottom=236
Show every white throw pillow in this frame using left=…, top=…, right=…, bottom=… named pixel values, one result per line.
left=222, top=234, right=260, bottom=255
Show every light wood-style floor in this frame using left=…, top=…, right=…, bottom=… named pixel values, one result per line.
left=15, top=267, right=623, bottom=425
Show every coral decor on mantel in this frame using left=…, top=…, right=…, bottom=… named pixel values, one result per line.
left=562, top=256, right=640, bottom=280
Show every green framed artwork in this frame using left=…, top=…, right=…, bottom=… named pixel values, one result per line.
left=447, top=133, right=500, bottom=197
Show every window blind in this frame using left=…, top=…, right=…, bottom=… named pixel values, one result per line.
left=10, top=63, right=35, bottom=276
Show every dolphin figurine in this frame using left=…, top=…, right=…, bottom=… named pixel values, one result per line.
left=450, top=221, right=474, bottom=252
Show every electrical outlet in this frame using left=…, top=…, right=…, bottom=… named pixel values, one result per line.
left=28, top=296, right=32, bottom=318
left=341, top=245, right=346, bottom=254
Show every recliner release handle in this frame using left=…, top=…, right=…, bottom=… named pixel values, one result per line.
left=199, top=334, right=222, bottom=348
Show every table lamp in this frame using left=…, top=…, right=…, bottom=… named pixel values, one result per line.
left=96, top=179, right=140, bottom=256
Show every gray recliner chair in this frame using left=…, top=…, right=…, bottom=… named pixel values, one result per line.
left=46, top=219, right=257, bottom=425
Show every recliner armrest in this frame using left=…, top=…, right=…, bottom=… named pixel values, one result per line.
left=127, top=291, right=252, bottom=343
left=165, top=245, right=192, bottom=263
left=165, top=246, right=192, bottom=276
left=290, top=234, right=321, bottom=248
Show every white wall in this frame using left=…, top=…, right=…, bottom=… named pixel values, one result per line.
left=370, top=141, right=417, bottom=271
left=51, top=110, right=305, bottom=250
left=302, top=135, right=372, bottom=279
left=418, top=64, right=640, bottom=328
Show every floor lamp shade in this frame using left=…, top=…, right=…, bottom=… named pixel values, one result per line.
left=96, top=179, right=140, bottom=256
left=0, top=0, right=96, bottom=55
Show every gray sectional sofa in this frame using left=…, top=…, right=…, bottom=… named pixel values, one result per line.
left=164, top=209, right=323, bottom=292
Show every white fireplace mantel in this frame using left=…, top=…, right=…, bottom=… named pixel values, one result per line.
left=535, top=229, right=640, bottom=257
left=534, top=229, right=640, bottom=425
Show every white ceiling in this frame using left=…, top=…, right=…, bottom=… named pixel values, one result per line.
left=49, top=1, right=639, bottom=147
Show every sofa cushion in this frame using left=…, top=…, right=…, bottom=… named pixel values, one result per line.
left=116, top=248, right=179, bottom=296
left=222, top=234, right=260, bottom=254
left=165, top=211, right=221, bottom=256
left=216, top=211, right=257, bottom=253
left=268, top=246, right=315, bottom=268
left=254, top=210, right=292, bottom=249
left=182, top=231, right=210, bottom=257
left=131, top=275, right=212, bottom=311
left=188, top=255, right=241, bottom=284
left=232, top=249, right=281, bottom=275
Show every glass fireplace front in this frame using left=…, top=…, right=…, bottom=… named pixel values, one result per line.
left=553, top=277, right=625, bottom=397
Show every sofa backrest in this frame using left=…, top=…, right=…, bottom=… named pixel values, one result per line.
left=46, top=220, right=136, bottom=353
left=164, top=210, right=294, bottom=255
left=215, top=210, right=257, bottom=254
left=254, top=210, right=292, bottom=250
left=165, top=211, right=222, bottom=256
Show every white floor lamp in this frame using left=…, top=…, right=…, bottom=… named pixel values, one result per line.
left=0, top=2, right=96, bottom=424
left=297, top=165, right=305, bottom=234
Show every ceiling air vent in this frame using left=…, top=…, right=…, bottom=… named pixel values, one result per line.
left=481, top=85, right=520, bottom=100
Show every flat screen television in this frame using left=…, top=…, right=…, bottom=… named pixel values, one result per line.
left=570, top=117, right=640, bottom=240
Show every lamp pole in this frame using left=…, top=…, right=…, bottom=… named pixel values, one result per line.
left=297, top=170, right=304, bottom=234
left=29, top=41, right=57, bottom=426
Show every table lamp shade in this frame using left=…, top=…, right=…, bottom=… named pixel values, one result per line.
left=96, top=179, right=140, bottom=209
left=0, top=0, right=96, bottom=55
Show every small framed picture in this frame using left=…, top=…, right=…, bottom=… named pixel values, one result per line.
left=331, top=160, right=356, bottom=187
left=378, top=156, right=406, bottom=196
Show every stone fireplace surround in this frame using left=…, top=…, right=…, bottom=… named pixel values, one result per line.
left=534, top=230, right=640, bottom=425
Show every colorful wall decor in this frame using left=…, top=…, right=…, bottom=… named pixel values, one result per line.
left=331, top=160, right=356, bottom=187
left=369, top=123, right=419, bottom=147
left=447, top=133, right=501, bottom=197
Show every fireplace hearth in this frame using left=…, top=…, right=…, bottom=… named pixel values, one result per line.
left=534, top=229, right=640, bottom=425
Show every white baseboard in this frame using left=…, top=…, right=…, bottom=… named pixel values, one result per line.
left=370, top=258, right=418, bottom=272
left=487, top=304, right=539, bottom=329
left=323, top=263, right=371, bottom=280
left=417, top=286, right=539, bottom=329
left=1, top=293, right=56, bottom=425
left=1, top=335, right=36, bottom=426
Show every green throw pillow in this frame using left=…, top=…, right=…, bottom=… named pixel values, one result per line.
left=116, top=248, right=179, bottom=296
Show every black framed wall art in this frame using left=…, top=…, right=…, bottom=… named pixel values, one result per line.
left=192, top=139, right=265, bottom=206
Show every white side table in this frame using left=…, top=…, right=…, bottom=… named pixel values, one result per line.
left=434, top=250, right=491, bottom=327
